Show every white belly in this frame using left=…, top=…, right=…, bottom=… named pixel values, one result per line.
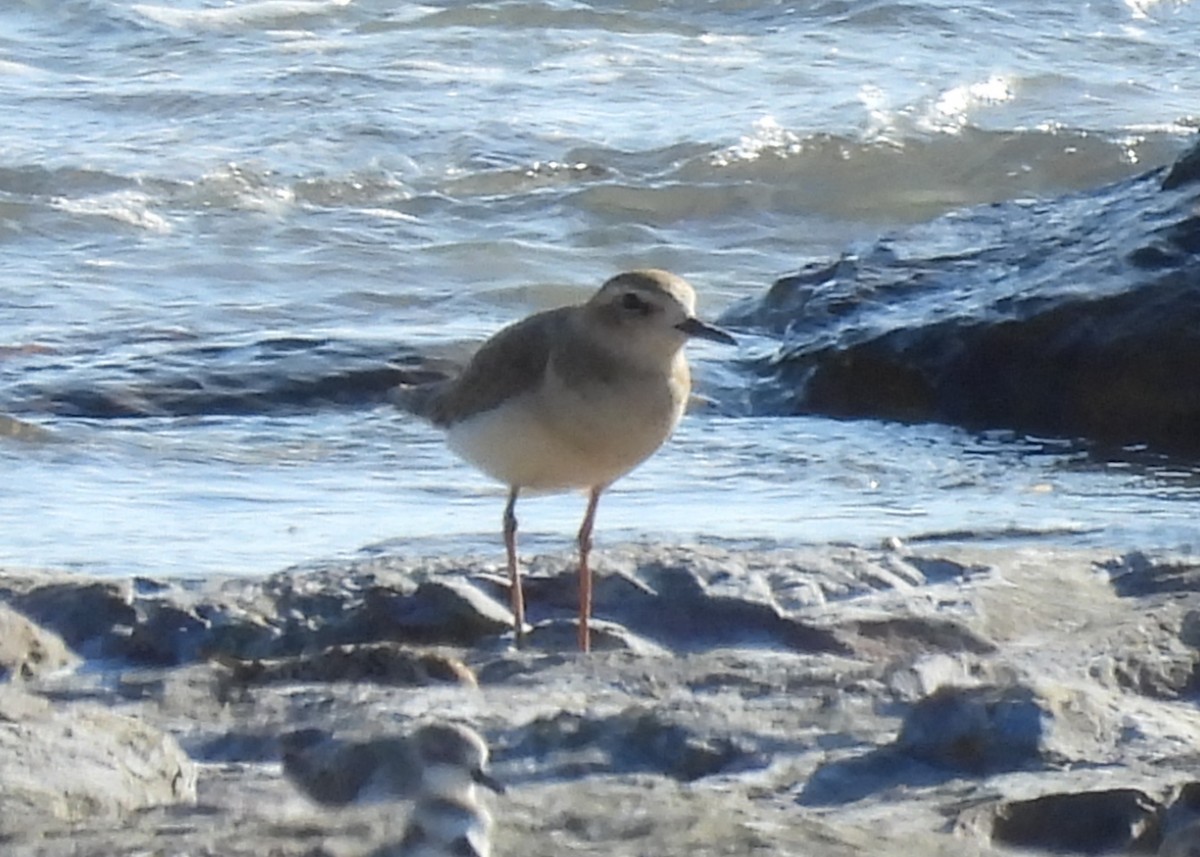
left=445, top=374, right=686, bottom=491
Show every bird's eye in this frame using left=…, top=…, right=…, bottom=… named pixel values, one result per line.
left=621, top=292, right=649, bottom=313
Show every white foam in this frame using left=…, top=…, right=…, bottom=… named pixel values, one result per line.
left=711, top=116, right=804, bottom=167
left=52, top=191, right=172, bottom=234
left=132, top=0, right=351, bottom=31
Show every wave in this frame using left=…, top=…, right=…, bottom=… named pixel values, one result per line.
left=131, top=0, right=353, bottom=32
left=560, top=125, right=1190, bottom=226
left=5, top=336, right=453, bottom=419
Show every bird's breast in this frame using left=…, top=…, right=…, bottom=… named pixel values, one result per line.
left=445, top=357, right=689, bottom=492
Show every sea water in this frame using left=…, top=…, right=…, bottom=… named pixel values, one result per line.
left=2, top=0, right=1198, bottom=576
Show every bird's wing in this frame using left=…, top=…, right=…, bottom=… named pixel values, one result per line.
left=280, top=734, right=376, bottom=806
left=429, top=308, right=566, bottom=427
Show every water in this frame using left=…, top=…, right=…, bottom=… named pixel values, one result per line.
left=2, top=0, right=1199, bottom=577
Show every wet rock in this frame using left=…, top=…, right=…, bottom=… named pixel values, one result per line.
left=4, top=543, right=1200, bottom=856
left=0, top=603, right=78, bottom=681
left=975, top=789, right=1159, bottom=854
left=734, top=139, right=1200, bottom=455
left=804, top=679, right=1122, bottom=807
left=0, top=685, right=196, bottom=833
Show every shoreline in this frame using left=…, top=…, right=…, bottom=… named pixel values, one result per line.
left=3, top=540, right=1199, bottom=855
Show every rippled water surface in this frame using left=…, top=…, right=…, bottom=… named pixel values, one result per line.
left=2, top=0, right=1199, bottom=576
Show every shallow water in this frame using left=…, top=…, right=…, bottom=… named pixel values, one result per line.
left=2, top=0, right=1199, bottom=576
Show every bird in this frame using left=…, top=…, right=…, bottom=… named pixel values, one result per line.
left=280, top=721, right=503, bottom=809
left=379, top=791, right=495, bottom=857
left=406, top=269, right=735, bottom=652
left=381, top=723, right=502, bottom=857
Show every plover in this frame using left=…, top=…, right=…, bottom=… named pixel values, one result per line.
left=281, top=722, right=503, bottom=808
left=411, top=269, right=735, bottom=651
left=383, top=723, right=502, bottom=857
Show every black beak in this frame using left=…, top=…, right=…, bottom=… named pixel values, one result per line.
left=473, top=767, right=506, bottom=794
left=676, top=317, right=737, bottom=345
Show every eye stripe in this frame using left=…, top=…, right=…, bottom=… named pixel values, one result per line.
left=621, top=292, right=650, bottom=313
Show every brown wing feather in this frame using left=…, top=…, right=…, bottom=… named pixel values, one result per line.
left=429, top=307, right=568, bottom=427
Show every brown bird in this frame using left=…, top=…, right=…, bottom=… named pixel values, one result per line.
left=413, top=269, right=734, bottom=651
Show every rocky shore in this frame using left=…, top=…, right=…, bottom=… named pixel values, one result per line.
left=3, top=541, right=1200, bottom=856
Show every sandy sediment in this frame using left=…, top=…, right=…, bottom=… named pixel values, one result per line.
left=2, top=541, right=1200, bottom=856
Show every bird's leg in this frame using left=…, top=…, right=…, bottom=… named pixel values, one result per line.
left=503, top=487, right=525, bottom=645
left=577, top=486, right=603, bottom=653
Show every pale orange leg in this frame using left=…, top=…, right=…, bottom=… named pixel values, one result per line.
left=503, top=487, right=525, bottom=645
left=576, top=486, right=603, bottom=653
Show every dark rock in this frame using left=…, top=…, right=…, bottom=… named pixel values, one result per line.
left=1159, top=782, right=1200, bottom=857
left=1163, top=141, right=1200, bottom=191
left=984, top=789, right=1158, bottom=854
left=732, top=138, right=1200, bottom=455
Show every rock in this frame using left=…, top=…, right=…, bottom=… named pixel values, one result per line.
left=4, top=543, right=1200, bottom=856
left=505, top=706, right=752, bottom=782
left=0, top=685, right=196, bottom=833
left=361, top=576, right=515, bottom=645
left=731, top=138, right=1200, bottom=455
left=0, top=603, right=78, bottom=681
left=215, top=642, right=477, bottom=688
left=1102, top=551, right=1200, bottom=597
left=1, top=579, right=135, bottom=658
left=594, top=558, right=847, bottom=653
left=124, top=599, right=215, bottom=665
left=524, top=617, right=670, bottom=655
left=839, top=615, right=997, bottom=660
left=894, top=683, right=1113, bottom=773
left=1161, top=820, right=1200, bottom=857
left=1148, top=783, right=1200, bottom=857
left=976, top=789, right=1159, bottom=854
